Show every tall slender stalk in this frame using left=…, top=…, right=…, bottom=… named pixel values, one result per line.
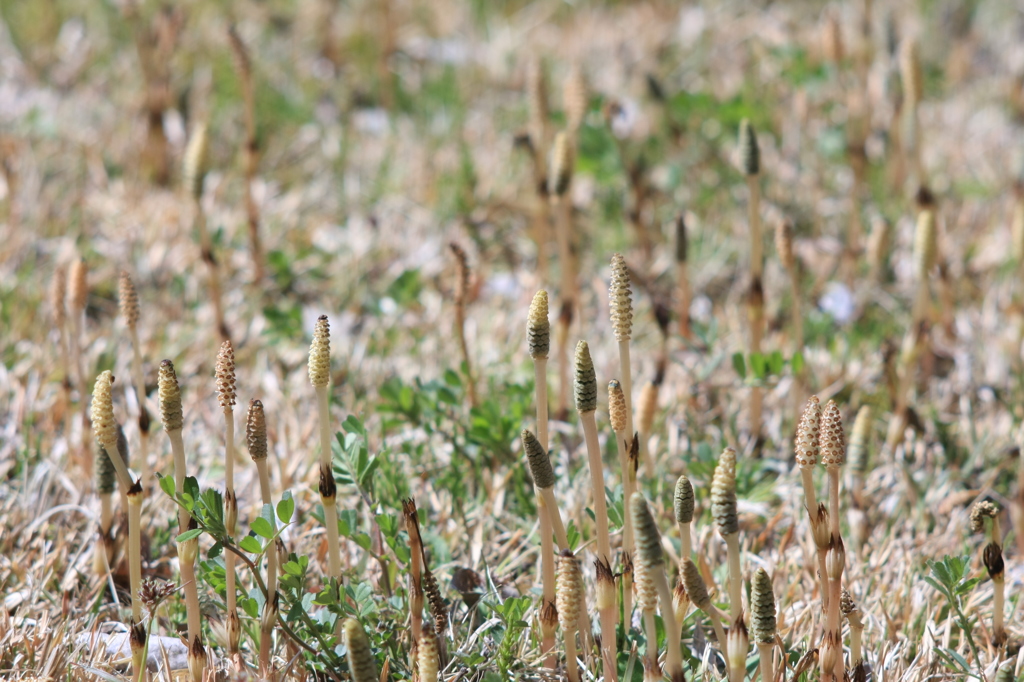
left=158, top=360, right=204, bottom=682
left=550, top=132, right=575, bottom=418
left=227, top=26, right=263, bottom=282
left=609, top=253, right=635, bottom=447
left=973, top=501, right=1006, bottom=645
left=632, top=494, right=683, bottom=682
left=70, top=259, right=91, bottom=476
left=119, top=271, right=151, bottom=488
left=575, top=341, right=617, bottom=679
left=94, top=426, right=128, bottom=575
left=899, top=38, right=924, bottom=185
left=711, top=447, right=742, bottom=619
left=522, top=429, right=558, bottom=669
left=92, top=372, right=145, bottom=680
left=525, top=60, right=551, bottom=281
left=309, top=316, right=341, bottom=581
left=529, top=291, right=550, bottom=451
left=247, top=399, right=277, bottom=675
left=215, top=340, right=240, bottom=652
left=183, top=123, right=228, bottom=342
left=775, top=220, right=803, bottom=355
left=796, top=396, right=829, bottom=606
left=450, top=243, right=477, bottom=407
left=403, top=500, right=424, bottom=660
left=886, top=201, right=936, bottom=454
left=740, top=119, right=764, bottom=438
left=609, top=379, right=635, bottom=623
left=50, top=266, right=74, bottom=444
left=636, top=378, right=660, bottom=477
left=820, top=400, right=846, bottom=682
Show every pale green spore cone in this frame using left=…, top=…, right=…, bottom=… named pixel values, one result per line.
left=710, top=447, right=738, bottom=535
left=527, top=290, right=550, bottom=359
left=680, top=558, right=711, bottom=611
left=573, top=340, right=597, bottom=413
left=521, top=429, right=555, bottom=489
left=673, top=475, right=694, bottom=524
left=750, top=567, right=777, bottom=643
left=157, top=360, right=183, bottom=432
left=342, top=618, right=378, bottom=682
left=739, top=118, right=759, bottom=176
left=97, top=425, right=130, bottom=494
left=630, top=493, right=664, bottom=569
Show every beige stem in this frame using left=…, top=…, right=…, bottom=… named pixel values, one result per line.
left=128, top=491, right=143, bottom=623
left=817, top=548, right=829, bottom=612
left=581, top=411, right=617, bottom=674
left=540, top=485, right=592, bottom=646
left=537, top=493, right=557, bottom=670
left=194, top=201, right=226, bottom=339
left=128, top=327, right=149, bottom=487
left=642, top=609, right=661, bottom=680
left=724, top=533, right=743, bottom=621
left=828, top=468, right=840, bottom=539
left=677, top=521, right=692, bottom=562
left=800, top=467, right=817, bottom=513
left=180, top=553, right=202, bottom=651
left=168, top=430, right=189, bottom=533
left=850, top=625, right=862, bottom=666
left=580, top=412, right=611, bottom=565
left=534, top=359, right=549, bottom=454
left=316, top=386, right=342, bottom=580
left=707, top=606, right=730, bottom=674
left=994, top=577, right=1005, bottom=643
left=100, top=493, right=114, bottom=535
left=653, top=568, right=683, bottom=682
left=614, top=430, right=635, bottom=621
left=322, top=495, right=341, bottom=579
left=557, top=326, right=570, bottom=418
left=757, top=641, right=773, bottom=682
left=618, top=340, right=634, bottom=449
left=256, top=458, right=279, bottom=599
left=565, top=621, right=580, bottom=682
